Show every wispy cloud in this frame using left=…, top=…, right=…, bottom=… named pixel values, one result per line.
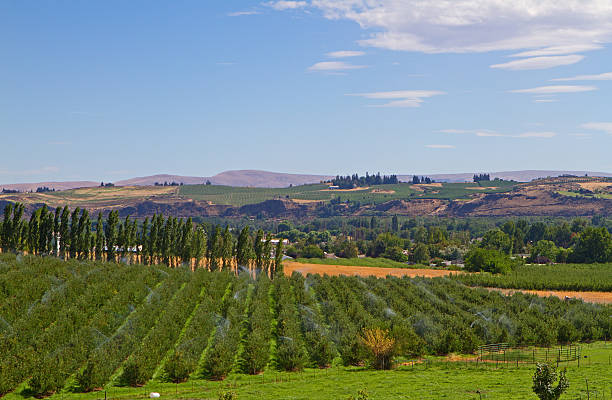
left=348, top=90, right=445, bottom=108
left=533, top=98, right=558, bottom=103
left=326, top=50, right=365, bottom=58
left=490, top=55, right=584, bottom=70
left=426, top=144, right=455, bottom=149
left=227, top=11, right=261, bottom=17
left=510, top=44, right=603, bottom=58
left=308, top=61, right=367, bottom=72
left=510, top=85, right=596, bottom=94
left=551, top=72, right=612, bottom=82
left=570, top=133, right=592, bottom=140
left=581, top=122, right=612, bottom=134
left=216, top=62, right=235, bottom=66
left=440, top=129, right=557, bottom=138
left=264, top=1, right=307, bottom=10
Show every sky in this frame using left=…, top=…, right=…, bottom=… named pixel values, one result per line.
left=1, top=0, right=612, bottom=183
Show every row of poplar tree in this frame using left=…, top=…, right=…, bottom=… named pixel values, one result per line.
left=0, top=202, right=284, bottom=277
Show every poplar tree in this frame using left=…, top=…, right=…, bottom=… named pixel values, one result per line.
left=69, top=207, right=81, bottom=258
left=221, top=226, right=233, bottom=270
left=273, top=239, right=283, bottom=279
left=192, top=225, right=207, bottom=268
left=236, top=226, right=252, bottom=267
left=59, top=206, right=70, bottom=258
left=95, top=213, right=104, bottom=260
left=105, top=210, right=119, bottom=261
left=254, top=229, right=264, bottom=270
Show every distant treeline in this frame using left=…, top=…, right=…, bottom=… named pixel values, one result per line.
left=412, top=176, right=433, bottom=184
left=473, top=173, right=490, bottom=182
left=330, top=173, right=399, bottom=189
left=0, top=202, right=283, bottom=277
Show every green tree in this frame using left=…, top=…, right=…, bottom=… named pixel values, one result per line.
left=105, top=210, right=119, bottom=261
left=464, top=247, right=513, bottom=274
left=481, top=229, right=513, bottom=254
left=532, top=363, right=569, bottom=400
left=273, top=239, right=283, bottom=279
left=529, top=240, right=558, bottom=264
left=412, top=243, right=430, bottom=264
left=95, top=213, right=104, bottom=260
left=236, top=226, right=252, bottom=267
left=570, top=226, right=612, bottom=263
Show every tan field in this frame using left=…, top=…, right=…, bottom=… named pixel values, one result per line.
left=284, top=262, right=458, bottom=278
left=320, top=187, right=370, bottom=192
left=487, top=288, right=612, bottom=305
left=577, top=181, right=612, bottom=191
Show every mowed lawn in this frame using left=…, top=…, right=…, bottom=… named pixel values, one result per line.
left=29, top=342, right=611, bottom=400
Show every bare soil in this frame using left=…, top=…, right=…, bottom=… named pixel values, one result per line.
left=284, top=262, right=458, bottom=278
left=485, top=287, right=612, bottom=304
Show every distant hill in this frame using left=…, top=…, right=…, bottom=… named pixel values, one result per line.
left=3, top=169, right=612, bottom=191
left=0, top=181, right=99, bottom=192
left=401, top=170, right=612, bottom=183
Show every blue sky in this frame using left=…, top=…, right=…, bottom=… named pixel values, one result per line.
left=1, top=0, right=612, bottom=183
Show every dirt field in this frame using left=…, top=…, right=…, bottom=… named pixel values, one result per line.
left=486, top=288, right=612, bottom=305
left=284, top=262, right=458, bottom=278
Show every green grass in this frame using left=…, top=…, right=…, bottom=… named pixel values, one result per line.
left=20, top=342, right=610, bottom=400
left=178, top=181, right=518, bottom=207
left=292, top=257, right=425, bottom=268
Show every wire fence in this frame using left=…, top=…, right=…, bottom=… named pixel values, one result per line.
left=478, top=343, right=581, bottom=367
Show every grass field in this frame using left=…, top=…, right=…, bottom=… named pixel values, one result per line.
left=558, top=190, right=612, bottom=200
left=178, top=181, right=518, bottom=206
left=14, top=342, right=609, bottom=400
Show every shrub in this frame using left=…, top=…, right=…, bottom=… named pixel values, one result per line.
left=361, top=328, right=395, bottom=370
left=532, top=363, right=569, bottom=400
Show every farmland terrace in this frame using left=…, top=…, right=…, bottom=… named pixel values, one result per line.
left=0, top=178, right=610, bottom=218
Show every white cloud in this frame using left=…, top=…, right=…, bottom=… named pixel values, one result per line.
left=308, top=61, right=367, bottom=72
left=327, top=50, right=365, bottom=58
left=297, top=1, right=612, bottom=54
left=265, top=1, right=307, bottom=10
left=490, top=55, right=584, bottom=70
left=510, top=85, right=596, bottom=94
left=426, top=144, right=455, bottom=149
left=227, top=11, right=261, bottom=16
left=440, top=129, right=556, bottom=138
left=515, top=132, right=557, bottom=138
left=533, top=98, right=558, bottom=103
left=348, top=90, right=445, bottom=107
left=581, top=122, right=612, bottom=134
left=510, top=44, right=603, bottom=57
left=570, top=133, right=592, bottom=139
left=551, top=72, right=612, bottom=81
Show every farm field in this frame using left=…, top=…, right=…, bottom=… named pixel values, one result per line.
left=452, top=263, right=612, bottom=292
left=178, top=181, right=518, bottom=206
left=486, top=287, right=612, bottom=305
left=5, top=342, right=610, bottom=400
left=291, top=257, right=423, bottom=268
left=1, top=254, right=610, bottom=399
left=284, top=261, right=457, bottom=278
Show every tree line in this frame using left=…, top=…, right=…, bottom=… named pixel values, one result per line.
left=0, top=202, right=284, bottom=277
left=331, top=173, right=399, bottom=189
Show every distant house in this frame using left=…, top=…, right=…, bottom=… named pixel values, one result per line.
left=328, top=185, right=340, bottom=190
left=266, top=238, right=290, bottom=246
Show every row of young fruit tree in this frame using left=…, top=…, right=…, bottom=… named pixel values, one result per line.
left=0, top=254, right=610, bottom=397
